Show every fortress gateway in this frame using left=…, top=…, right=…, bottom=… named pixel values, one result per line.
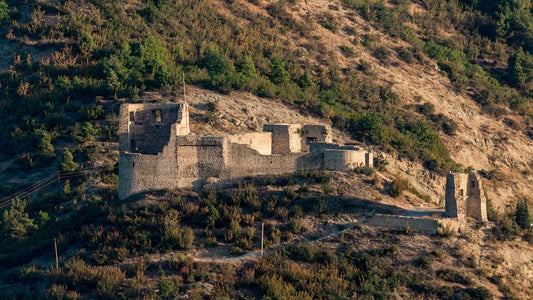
left=118, top=102, right=373, bottom=199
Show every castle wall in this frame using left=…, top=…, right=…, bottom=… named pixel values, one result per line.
left=300, top=124, right=332, bottom=152
left=445, top=173, right=465, bottom=219
left=119, top=103, right=374, bottom=199
left=227, top=132, right=272, bottom=155
left=225, top=143, right=322, bottom=178
left=466, top=174, right=488, bottom=222
left=118, top=140, right=178, bottom=199
left=176, top=136, right=227, bottom=188
left=324, top=150, right=357, bottom=171
left=118, top=103, right=189, bottom=154
left=364, top=215, right=438, bottom=235
left=445, top=173, right=487, bottom=222
left=263, top=124, right=302, bottom=154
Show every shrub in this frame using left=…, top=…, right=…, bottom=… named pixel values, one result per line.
left=159, top=279, right=176, bottom=299
left=464, top=287, right=493, bottom=300
left=339, top=45, right=356, bottom=57
left=224, top=219, right=242, bottom=243
left=414, top=255, right=434, bottom=269
left=389, top=177, right=408, bottom=197
left=0, top=1, right=8, bottom=23
left=354, top=165, right=374, bottom=176
left=514, top=199, right=531, bottom=230
left=178, top=227, right=194, bottom=250
left=436, top=268, right=473, bottom=286
left=205, top=205, right=220, bottom=229
left=95, top=266, right=126, bottom=297
left=373, top=46, right=391, bottom=63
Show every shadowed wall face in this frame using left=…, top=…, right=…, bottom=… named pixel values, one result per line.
left=129, top=109, right=176, bottom=154
left=445, top=173, right=487, bottom=222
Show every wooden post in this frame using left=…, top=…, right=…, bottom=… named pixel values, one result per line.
left=261, top=222, right=264, bottom=256
left=54, top=237, right=59, bottom=269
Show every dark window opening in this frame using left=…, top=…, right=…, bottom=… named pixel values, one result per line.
left=154, top=109, right=162, bottom=122
left=130, top=139, right=137, bottom=152
left=132, top=162, right=135, bottom=168
left=460, top=189, right=464, bottom=196
left=471, top=181, right=476, bottom=188
left=129, top=111, right=135, bottom=121
left=306, top=137, right=317, bottom=144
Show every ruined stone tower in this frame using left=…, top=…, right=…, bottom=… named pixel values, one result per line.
left=445, top=173, right=488, bottom=222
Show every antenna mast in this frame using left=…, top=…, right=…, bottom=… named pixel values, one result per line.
left=183, top=73, right=186, bottom=104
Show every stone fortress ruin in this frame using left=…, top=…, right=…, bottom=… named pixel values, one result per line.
left=118, top=102, right=373, bottom=199
left=445, top=173, right=488, bottom=222
left=117, top=100, right=488, bottom=232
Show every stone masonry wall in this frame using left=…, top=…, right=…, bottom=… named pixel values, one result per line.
left=364, top=215, right=439, bottom=235
left=119, top=138, right=178, bottom=199
left=445, top=173, right=466, bottom=220
left=300, top=124, right=332, bottom=152
left=176, top=136, right=227, bottom=188
left=324, top=150, right=357, bottom=171
left=466, top=174, right=488, bottom=222
left=225, top=143, right=323, bottom=178
left=445, top=173, right=487, bottom=222
left=263, top=124, right=302, bottom=154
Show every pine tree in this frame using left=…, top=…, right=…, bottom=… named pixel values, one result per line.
left=59, top=150, right=78, bottom=172
left=1, top=198, right=36, bottom=239
left=509, top=47, right=528, bottom=85
left=515, top=199, right=531, bottom=230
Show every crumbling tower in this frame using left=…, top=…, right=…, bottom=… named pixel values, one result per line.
left=445, top=173, right=488, bottom=222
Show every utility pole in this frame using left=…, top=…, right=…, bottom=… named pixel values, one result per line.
left=261, top=222, right=264, bottom=256
left=54, top=237, right=59, bottom=269
left=56, top=170, right=60, bottom=201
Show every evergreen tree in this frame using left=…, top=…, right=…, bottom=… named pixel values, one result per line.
left=237, top=54, right=257, bottom=78
left=36, top=129, right=55, bottom=159
left=205, top=205, right=220, bottom=229
left=515, top=199, right=531, bottom=230
left=59, top=150, right=78, bottom=172
left=1, top=198, right=36, bottom=239
left=509, top=47, right=528, bottom=85
left=268, top=57, right=290, bottom=84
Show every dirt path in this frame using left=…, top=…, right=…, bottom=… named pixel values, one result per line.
left=191, top=217, right=366, bottom=264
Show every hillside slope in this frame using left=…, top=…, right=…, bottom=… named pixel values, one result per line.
left=0, top=0, right=533, bottom=298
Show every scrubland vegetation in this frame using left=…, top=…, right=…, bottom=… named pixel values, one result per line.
left=3, top=169, right=531, bottom=299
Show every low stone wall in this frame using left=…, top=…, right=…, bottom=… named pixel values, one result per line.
left=226, top=143, right=323, bottom=178
left=364, top=214, right=439, bottom=235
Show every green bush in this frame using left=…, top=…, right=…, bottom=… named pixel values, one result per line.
left=0, top=1, right=8, bottom=23
left=158, top=279, right=176, bottom=299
